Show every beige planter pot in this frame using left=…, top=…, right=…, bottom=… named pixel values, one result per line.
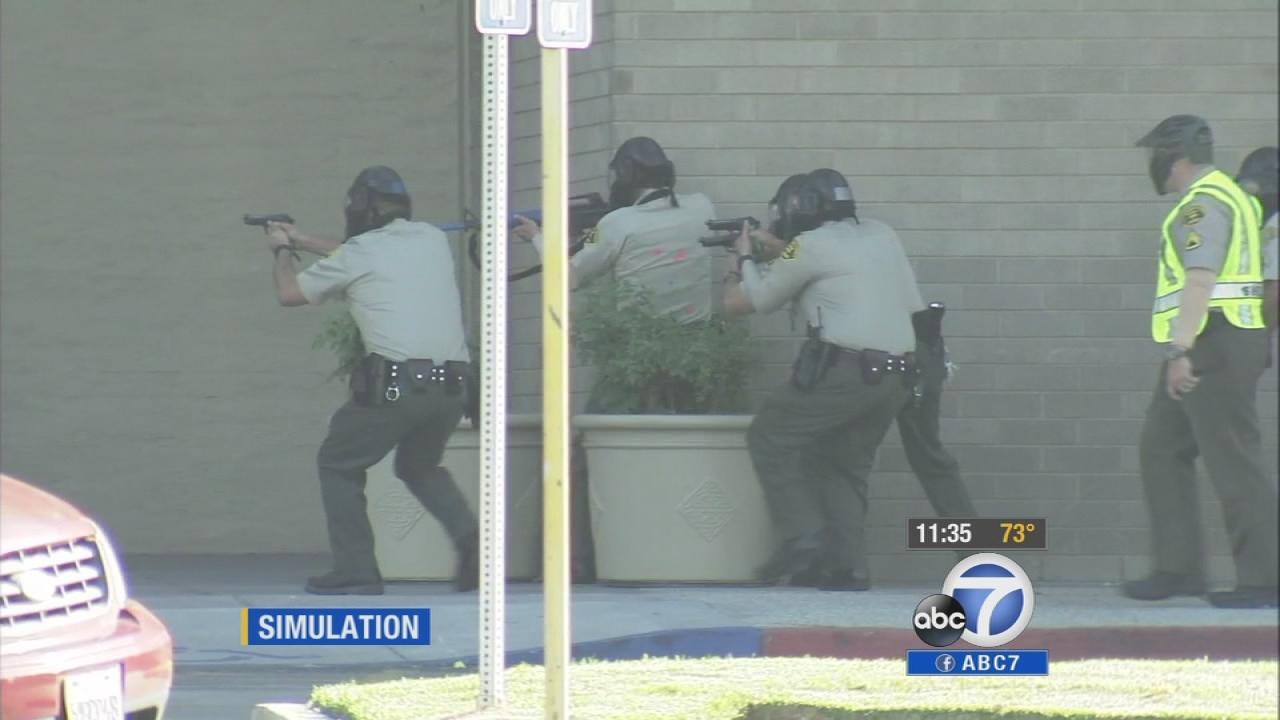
left=367, top=414, right=542, bottom=581
left=578, top=414, right=775, bottom=584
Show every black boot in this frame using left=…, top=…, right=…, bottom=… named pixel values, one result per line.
left=818, top=569, right=871, bottom=592
left=789, top=563, right=825, bottom=587
left=1208, top=586, right=1279, bottom=609
left=1121, top=572, right=1205, bottom=601
left=756, top=538, right=821, bottom=584
left=305, top=570, right=384, bottom=596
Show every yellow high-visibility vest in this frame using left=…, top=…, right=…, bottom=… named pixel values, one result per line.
left=1152, top=169, right=1264, bottom=342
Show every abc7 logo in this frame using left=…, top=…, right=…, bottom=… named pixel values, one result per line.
left=913, top=553, right=1035, bottom=648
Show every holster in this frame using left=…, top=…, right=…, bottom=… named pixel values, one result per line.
left=463, top=363, right=481, bottom=425
left=790, top=337, right=836, bottom=393
left=912, top=302, right=945, bottom=346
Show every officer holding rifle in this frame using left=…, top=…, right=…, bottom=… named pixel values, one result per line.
left=512, top=137, right=716, bottom=582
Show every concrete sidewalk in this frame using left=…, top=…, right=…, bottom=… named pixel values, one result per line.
left=129, top=553, right=1279, bottom=671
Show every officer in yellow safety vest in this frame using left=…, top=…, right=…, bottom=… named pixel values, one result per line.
left=1124, top=115, right=1278, bottom=609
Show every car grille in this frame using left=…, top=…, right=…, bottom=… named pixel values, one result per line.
left=0, top=537, right=111, bottom=634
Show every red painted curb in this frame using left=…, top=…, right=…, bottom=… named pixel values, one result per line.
left=762, top=626, right=1279, bottom=661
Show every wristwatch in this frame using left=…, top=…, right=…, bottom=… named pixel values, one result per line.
left=1164, top=344, right=1190, bottom=361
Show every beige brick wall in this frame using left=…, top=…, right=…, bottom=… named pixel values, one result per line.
left=1, top=0, right=1275, bottom=579
left=499, top=0, right=1279, bottom=582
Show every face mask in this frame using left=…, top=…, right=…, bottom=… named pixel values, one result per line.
left=1147, top=149, right=1178, bottom=196
left=607, top=179, right=636, bottom=211
left=344, top=191, right=368, bottom=239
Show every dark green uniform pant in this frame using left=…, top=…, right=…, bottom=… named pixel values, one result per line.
left=747, top=354, right=910, bottom=576
left=898, top=339, right=977, bottom=518
left=1138, top=317, right=1278, bottom=587
left=317, top=383, right=477, bottom=579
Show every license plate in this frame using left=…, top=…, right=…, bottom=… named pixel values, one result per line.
left=63, top=664, right=124, bottom=720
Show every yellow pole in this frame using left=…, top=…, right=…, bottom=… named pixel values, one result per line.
left=540, top=44, right=571, bottom=720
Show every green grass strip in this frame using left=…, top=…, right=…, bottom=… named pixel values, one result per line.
left=311, top=657, right=1277, bottom=720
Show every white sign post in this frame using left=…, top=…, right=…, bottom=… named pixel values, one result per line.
left=476, top=0, right=532, bottom=34
left=535, top=3, right=591, bottom=719
left=537, top=0, right=593, bottom=49
left=474, top=0, right=531, bottom=710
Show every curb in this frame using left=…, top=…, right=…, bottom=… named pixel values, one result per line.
left=434, top=624, right=1278, bottom=668
left=250, top=625, right=1277, bottom=719
left=763, top=625, right=1280, bottom=661
left=252, top=704, right=333, bottom=720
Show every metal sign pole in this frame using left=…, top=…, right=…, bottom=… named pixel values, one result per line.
left=474, top=0, right=531, bottom=710
left=478, top=32, right=509, bottom=710
left=536, top=3, right=591, bottom=719
left=538, top=42, right=571, bottom=720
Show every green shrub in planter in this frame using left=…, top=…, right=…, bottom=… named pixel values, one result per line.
left=572, top=281, right=752, bottom=414
left=312, top=309, right=364, bottom=382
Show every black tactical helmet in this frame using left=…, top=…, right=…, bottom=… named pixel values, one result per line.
left=1236, top=146, right=1279, bottom=221
left=808, top=168, right=858, bottom=223
left=1135, top=115, right=1214, bottom=195
left=769, top=174, right=824, bottom=241
left=345, top=165, right=411, bottom=238
left=608, top=136, right=676, bottom=209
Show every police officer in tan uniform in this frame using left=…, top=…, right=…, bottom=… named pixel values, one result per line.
left=514, top=137, right=716, bottom=581
left=722, top=173, right=925, bottom=590
left=1235, top=146, right=1278, bottom=335
left=780, top=169, right=977, bottom=589
left=264, top=166, right=479, bottom=595
left=1125, top=116, right=1277, bottom=609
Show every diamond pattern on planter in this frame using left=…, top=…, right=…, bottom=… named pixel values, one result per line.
left=678, top=479, right=735, bottom=543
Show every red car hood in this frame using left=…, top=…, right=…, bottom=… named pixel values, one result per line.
left=0, top=474, right=99, bottom=553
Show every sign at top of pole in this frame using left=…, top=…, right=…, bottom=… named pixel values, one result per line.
left=537, top=0, right=592, bottom=49
left=476, top=0, right=533, bottom=34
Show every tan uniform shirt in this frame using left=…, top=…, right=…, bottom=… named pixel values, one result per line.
left=741, top=218, right=924, bottom=355
left=537, top=192, right=716, bottom=322
left=297, top=219, right=470, bottom=363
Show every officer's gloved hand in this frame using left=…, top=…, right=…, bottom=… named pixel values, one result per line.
left=511, top=215, right=540, bottom=242
left=754, top=228, right=787, bottom=262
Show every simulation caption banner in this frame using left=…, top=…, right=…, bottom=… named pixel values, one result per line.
left=241, top=608, right=432, bottom=646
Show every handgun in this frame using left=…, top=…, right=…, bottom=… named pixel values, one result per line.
left=700, top=216, right=760, bottom=247
left=243, top=213, right=295, bottom=227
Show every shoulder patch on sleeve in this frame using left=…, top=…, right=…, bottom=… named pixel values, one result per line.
left=1184, top=231, right=1203, bottom=250
left=1180, top=204, right=1206, bottom=226
left=580, top=227, right=599, bottom=244
left=780, top=239, right=800, bottom=260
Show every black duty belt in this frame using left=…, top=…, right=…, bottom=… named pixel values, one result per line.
left=831, top=345, right=916, bottom=375
left=353, top=353, right=470, bottom=405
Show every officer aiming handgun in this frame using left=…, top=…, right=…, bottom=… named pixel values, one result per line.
left=253, top=166, right=480, bottom=596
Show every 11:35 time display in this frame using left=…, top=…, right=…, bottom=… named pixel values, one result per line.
left=908, top=518, right=1047, bottom=550
left=915, top=521, right=972, bottom=546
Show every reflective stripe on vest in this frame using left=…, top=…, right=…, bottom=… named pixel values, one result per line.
left=1153, top=281, right=1265, bottom=313
left=1151, top=169, right=1264, bottom=342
